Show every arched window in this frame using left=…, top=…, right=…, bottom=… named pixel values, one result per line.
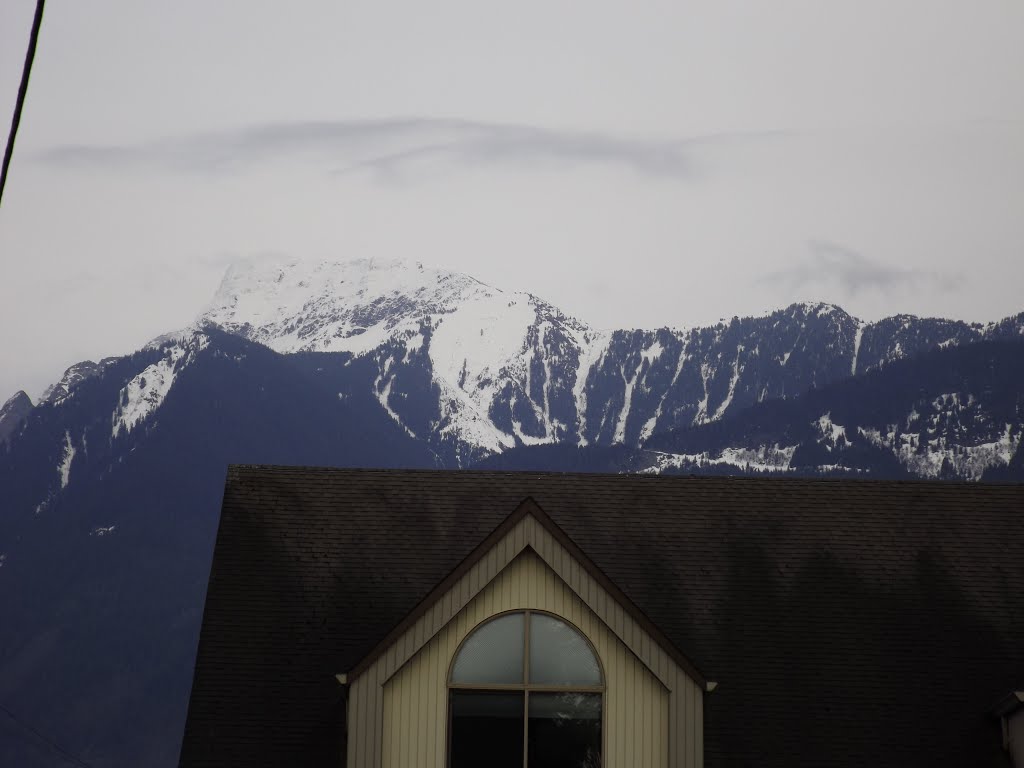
left=448, top=611, right=603, bottom=768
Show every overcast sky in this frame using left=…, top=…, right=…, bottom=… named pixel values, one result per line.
left=1, top=1, right=1022, bottom=399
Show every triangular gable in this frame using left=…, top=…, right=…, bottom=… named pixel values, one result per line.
left=345, top=496, right=707, bottom=690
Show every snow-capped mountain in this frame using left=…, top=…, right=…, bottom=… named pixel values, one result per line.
left=6, top=257, right=1023, bottom=491
left=10, top=256, right=1024, bottom=479
left=196, top=257, right=592, bottom=461
left=481, top=338, right=1024, bottom=482
left=2, top=256, right=1022, bottom=768
left=187, top=257, right=1022, bottom=465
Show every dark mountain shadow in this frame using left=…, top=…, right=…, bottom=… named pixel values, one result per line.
left=0, top=329, right=435, bottom=768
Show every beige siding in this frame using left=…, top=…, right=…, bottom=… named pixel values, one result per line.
left=347, top=512, right=703, bottom=768
left=382, top=551, right=669, bottom=768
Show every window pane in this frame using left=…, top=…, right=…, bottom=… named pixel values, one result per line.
left=527, top=692, right=602, bottom=768
left=451, top=613, right=524, bottom=684
left=450, top=691, right=524, bottom=768
left=529, top=614, right=602, bottom=686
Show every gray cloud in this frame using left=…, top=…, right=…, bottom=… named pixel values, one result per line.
left=329, top=122, right=697, bottom=179
left=36, top=118, right=447, bottom=173
left=764, top=240, right=961, bottom=297
left=36, top=118, right=782, bottom=180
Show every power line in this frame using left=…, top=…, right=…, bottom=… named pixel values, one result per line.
left=0, top=0, right=47, bottom=208
left=0, top=702, right=94, bottom=768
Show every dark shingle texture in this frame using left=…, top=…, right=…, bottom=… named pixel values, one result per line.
left=180, top=468, right=1024, bottom=767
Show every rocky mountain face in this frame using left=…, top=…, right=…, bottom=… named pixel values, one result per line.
left=37, top=359, right=117, bottom=406
left=197, top=257, right=593, bottom=463
left=0, top=360, right=120, bottom=450
left=0, top=390, right=33, bottom=445
left=480, top=338, right=1024, bottom=481
left=191, top=257, right=1023, bottom=466
left=1, top=257, right=1022, bottom=767
left=641, top=335, right=1024, bottom=481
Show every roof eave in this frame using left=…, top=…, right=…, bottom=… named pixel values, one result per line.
left=344, top=495, right=712, bottom=690
left=994, top=691, right=1024, bottom=718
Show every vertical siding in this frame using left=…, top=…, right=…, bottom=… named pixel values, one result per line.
left=347, top=514, right=702, bottom=767
left=380, top=552, right=669, bottom=768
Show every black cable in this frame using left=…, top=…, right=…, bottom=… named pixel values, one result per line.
left=0, top=0, right=47, bottom=208
left=0, top=702, right=94, bottom=767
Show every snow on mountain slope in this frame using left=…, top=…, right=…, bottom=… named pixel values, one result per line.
left=198, top=257, right=595, bottom=462
left=38, top=359, right=116, bottom=405
left=202, top=257, right=501, bottom=355
left=641, top=444, right=798, bottom=474
left=186, top=257, right=1024, bottom=464
left=200, top=261, right=866, bottom=461
left=858, top=394, right=1022, bottom=481
left=112, top=333, right=210, bottom=438
left=22, top=258, right=1022, bottom=468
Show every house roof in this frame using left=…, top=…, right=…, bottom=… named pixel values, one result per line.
left=180, top=467, right=1024, bottom=768
left=344, top=495, right=708, bottom=688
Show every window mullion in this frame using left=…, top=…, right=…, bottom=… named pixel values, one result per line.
left=523, top=610, right=530, bottom=684
left=522, top=689, right=529, bottom=768
left=448, top=611, right=603, bottom=768
left=523, top=611, right=529, bottom=768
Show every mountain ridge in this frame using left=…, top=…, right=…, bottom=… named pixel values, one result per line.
left=10, top=257, right=1023, bottom=469
left=475, top=337, right=1024, bottom=481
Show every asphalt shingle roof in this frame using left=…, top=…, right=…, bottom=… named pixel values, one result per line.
left=180, top=467, right=1024, bottom=768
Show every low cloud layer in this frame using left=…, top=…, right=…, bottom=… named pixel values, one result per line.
left=764, top=240, right=960, bottom=299
left=35, top=117, right=781, bottom=181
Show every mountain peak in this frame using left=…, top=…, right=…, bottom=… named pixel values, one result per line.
left=784, top=301, right=854, bottom=320
left=0, top=390, right=33, bottom=445
left=37, top=360, right=108, bottom=405
left=2, top=390, right=32, bottom=411
left=199, top=256, right=503, bottom=355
